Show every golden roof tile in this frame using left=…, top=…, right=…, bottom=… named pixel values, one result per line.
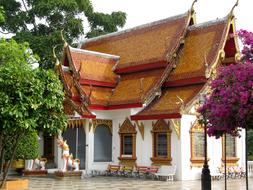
left=80, top=85, right=113, bottom=106
left=67, top=46, right=119, bottom=86
left=108, top=69, right=164, bottom=105
left=81, top=13, right=191, bottom=72
left=132, top=84, right=204, bottom=120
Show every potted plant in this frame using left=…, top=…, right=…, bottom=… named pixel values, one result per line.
left=5, top=131, right=39, bottom=171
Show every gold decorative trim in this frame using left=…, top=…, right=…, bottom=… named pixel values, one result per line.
left=228, top=0, right=239, bottom=19
left=135, top=121, right=144, bottom=140
left=189, top=120, right=205, bottom=167
left=170, top=119, right=180, bottom=139
left=221, top=135, right=239, bottom=166
left=92, top=119, right=113, bottom=134
left=119, top=118, right=136, bottom=134
left=119, top=118, right=137, bottom=164
left=118, top=157, right=137, bottom=167
left=67, top=119, right=86, bottom=128
left=89, top=120, right=92, bottom=132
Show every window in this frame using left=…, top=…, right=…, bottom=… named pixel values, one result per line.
left=225, top=134, right=236, bottom=157
left=222, top=134, right=239, bottom=166
left=151, top=120, right=172, bottom=165
left=190, top=121, right=205, bottom=167
left=94, top=124, right=112, bottom=162
left=156, top=133, right=167, bottom=157
left=123, top=135, right=133, bottom=155
left=119, top=118, right=137, bottom=166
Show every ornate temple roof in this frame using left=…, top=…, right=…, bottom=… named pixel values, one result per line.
left=81, top=12, right=193, bottom=74
left=131, top=15, right=239, bottom=120
left=58, top=7, right=239, bottom=119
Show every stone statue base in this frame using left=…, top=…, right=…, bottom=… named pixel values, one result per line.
left=23, top=169, right=48, bottom=176
left=55, top=171, right=82, bottom=178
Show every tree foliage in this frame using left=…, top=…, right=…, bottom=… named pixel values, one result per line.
left=0, top=0, right=126, bottom=69
left=197, top=30, right=253, bottom=138
left=0, top=7, right=4, bottom=23
left=5, top=130, right=39, bottom=160
left=0, top=38, right=66, bottom=186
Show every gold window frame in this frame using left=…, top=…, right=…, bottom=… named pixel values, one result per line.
left=151, top=120, right=172, bottom=165
left=189, top=121, right=205, bottom=167
left=221, top=134, right=239, bottom=166
left=118, top=118, right=137, bottom=166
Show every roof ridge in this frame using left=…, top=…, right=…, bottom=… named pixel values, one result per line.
left=80, top=12, right=189, bottom=45
left=188, top=16, right=228, bottom=31
left=69, top=46, right=120, bottom=60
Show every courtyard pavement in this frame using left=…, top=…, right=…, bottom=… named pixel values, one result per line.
left=24, top=175, right=252, bottom=190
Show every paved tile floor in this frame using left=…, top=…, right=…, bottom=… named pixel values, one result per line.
left=24, top=175, right=252, bottom=190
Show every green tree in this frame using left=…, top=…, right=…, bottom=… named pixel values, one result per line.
left=0, top=6, right=4, bottom=23
left=0, top=39, right=66, bottom=187
left=5, top=130, right=39, bottom=161
left=247, top=129, right=253, bottom=160
left=0, top=0, right=126, bottom=69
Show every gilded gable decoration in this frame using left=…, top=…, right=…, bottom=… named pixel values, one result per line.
left=68, top=119, right=86, bottom=128
left=89, top=120, right=92, bottom=132
left=152, top=119, right=171, bottom=132
left=190, top=120, right=204, bottom=133
left=171, top=119, right=180, bottom=139
left=119, top=118, right=137, bottom=166
left=119, top=118, right=136, bottom=134
left=135, top=121, right=144, bottom=140
left=92, top=119, right=113, bottom=134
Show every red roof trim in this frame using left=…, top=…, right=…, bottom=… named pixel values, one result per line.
left=81, top=114, right=96, bottom=119
left=115, top=60, right=167, bottom=74
left=79, top=79, right=116, bottom=88
left=164, top=76, right=207, bottom=87
left=71, top=96, right=81, bottom=102
left=88, top=103, right=143, bottom=110
left=131, top=113, right=181, bottom=120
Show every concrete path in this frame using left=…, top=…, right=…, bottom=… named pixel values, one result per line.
left=25, top=176, right=252, bottom=190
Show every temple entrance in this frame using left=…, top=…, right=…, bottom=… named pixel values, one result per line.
left=94, top=124, right=112, bottom=162
left=43, top=134, right=55, bottom=167
left=62, top=127, right=86, bottom=169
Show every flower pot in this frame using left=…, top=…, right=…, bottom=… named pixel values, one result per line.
left=11, top=160, right=24, bottom=169
left=1, top=179, right=28, bottom=190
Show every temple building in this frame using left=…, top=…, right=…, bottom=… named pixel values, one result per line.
left=39, top=4, right=246, bottom=180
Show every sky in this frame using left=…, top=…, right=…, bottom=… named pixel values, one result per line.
left=90, top=0, right=252, bottom=33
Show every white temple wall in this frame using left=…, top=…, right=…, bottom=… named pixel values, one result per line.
left=180, top=114, right=199, bottom=180
left=180, top=114, right=245, bottom=180
left=136, top=120, right=152, bottom=166
left=51, top=109, right=245, bottom=180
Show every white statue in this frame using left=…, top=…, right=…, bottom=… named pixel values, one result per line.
left=25, top=158, right=47, bottom=171
left=57, top=138, right=80, bottom=172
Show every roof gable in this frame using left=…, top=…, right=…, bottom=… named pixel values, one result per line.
left=165, top=17, right=229, bottom=86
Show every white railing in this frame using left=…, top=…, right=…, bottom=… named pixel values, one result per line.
left=248, top=161, right=253, bottom=177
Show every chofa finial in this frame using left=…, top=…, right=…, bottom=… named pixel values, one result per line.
left=53, top=46, right=60, bottom=66
left=190, top=0, right=198, bottom=13
left=229, top=0, right=239, bottom=19
left=61, top=29, right=68, bottom=47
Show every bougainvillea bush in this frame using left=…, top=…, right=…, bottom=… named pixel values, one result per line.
left=198, top=30, right=253, bottom=138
